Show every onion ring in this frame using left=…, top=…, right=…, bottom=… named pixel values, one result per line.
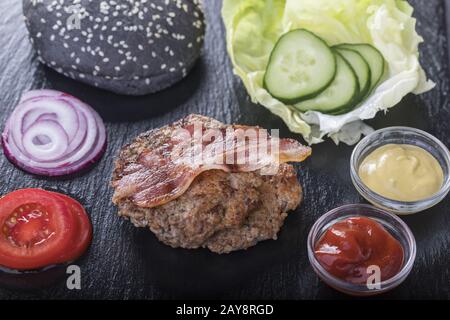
left=2, top=90, right=107, bottom=176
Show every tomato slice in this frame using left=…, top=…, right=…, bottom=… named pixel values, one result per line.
left=49, top=192, right=92, bottom=263
left=0, top=189, right=77, bottom=270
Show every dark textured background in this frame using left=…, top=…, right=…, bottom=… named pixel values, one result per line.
left=0, top=0, right=449, bottom=300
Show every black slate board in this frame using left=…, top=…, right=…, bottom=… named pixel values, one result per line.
left=446, top=0, right=450, bottom=67
left=0, top=0, right=449, bottom=300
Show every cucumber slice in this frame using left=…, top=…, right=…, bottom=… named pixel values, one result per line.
left=334, top=47, right=371, bottom=100
left=294, top=51, right=359, bottom=114
left=336, top=43, right=385, bottom=95
left=264, top=29, right=336, bottom=104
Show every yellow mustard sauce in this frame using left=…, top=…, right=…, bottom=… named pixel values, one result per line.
left=358, top=144, right=444, bottom=202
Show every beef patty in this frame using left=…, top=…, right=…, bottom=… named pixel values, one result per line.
left=111, top=115, right=308, bottom=253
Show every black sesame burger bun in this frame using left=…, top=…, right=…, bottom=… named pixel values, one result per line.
left=23, top=0, right=205, bottom=96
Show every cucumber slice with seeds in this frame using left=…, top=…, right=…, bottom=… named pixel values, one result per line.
left=264, top=29, right=336, bottom=104
left=294, top=51, right=359, bottom=114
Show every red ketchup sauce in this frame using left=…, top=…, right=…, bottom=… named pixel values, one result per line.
left=314, top=217, right=404, bottom=284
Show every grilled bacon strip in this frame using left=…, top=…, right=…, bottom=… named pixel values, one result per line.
left=112, top=115, right=311, bottom=208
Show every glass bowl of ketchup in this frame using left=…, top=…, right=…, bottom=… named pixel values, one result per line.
left=307, top=204, right=416, bottom=296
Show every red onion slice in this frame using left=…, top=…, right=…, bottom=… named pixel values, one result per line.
left=2, top=90, right=107, bottom=176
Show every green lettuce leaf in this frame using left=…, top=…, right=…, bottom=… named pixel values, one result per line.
left=222, top=0, right=434, bottom=144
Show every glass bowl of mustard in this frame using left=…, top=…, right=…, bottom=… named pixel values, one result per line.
left=351, top=127, right=450, bottom=214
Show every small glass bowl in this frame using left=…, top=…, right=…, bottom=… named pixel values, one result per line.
left=350, top=127, right=450, bottom=214
left=307, top=204, right=416, bottom=296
